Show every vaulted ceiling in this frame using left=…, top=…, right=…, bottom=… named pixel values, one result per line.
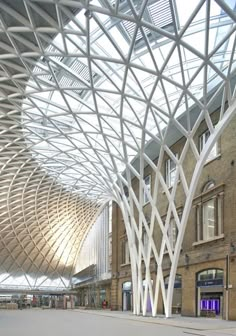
left=0, top=0, right=235, bottom=289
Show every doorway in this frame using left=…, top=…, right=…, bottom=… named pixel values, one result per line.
left=196, top=269, right=224, bottom=318
left=122, top=281, right=132, bottom=311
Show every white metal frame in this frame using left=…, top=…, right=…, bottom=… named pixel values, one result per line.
left=0, top=0, right=235, bottom=314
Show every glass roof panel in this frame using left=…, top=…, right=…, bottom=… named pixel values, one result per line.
left=19, top=0, right=236, bottom=200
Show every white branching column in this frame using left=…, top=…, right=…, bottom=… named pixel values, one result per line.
left=115, top=97, right=236, bottom=317
left=0, top=0, right=235, bottom=316
left=110, top=1, right=236, bottom=317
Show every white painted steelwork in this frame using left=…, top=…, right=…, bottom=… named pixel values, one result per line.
left=0, top=0, right=235, bottom=315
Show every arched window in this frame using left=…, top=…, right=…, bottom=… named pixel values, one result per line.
left=122, top=281, right=132, bottom=291
left=202, top=181, right=215, bottom=192
left=193, top=181, right=224, bottom=242
left=164, top=274, right=182, bottom=289
left=197, top=269, right=223, bottom=286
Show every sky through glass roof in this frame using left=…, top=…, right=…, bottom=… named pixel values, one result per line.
left=20, top=0, right=236, bottom=200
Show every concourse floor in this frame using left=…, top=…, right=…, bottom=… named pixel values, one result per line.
left=1, top=309, right=236, bottom=336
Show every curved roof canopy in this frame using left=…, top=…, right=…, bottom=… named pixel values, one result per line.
left=0, top=0, right=235, bottom=290
left=17, top=0, right=236, bottom=200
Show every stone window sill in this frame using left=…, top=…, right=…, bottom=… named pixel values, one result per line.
left=203, top=153, right=221, bottom=166
left=193, top=234, right=224, bottom=246
left=121, top=263, right=131, bottom=267
left=162, top=180, right=180, bottom=194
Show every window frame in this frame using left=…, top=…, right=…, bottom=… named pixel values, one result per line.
left=165, top=154, right=178, bottom=188
left=143, top=174, right=151, bottom=205
left=168, top=217, right=178, bottom=250
left=121, top=239, right=130, bottom=265
left=193, top=182, right=224, bottom=244
left=199, top=129, right=219, bottom=163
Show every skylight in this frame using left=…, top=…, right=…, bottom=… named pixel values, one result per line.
left=21, top=0, right=236, bottom=200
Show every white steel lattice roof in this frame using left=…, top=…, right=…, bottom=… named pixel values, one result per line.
left=0, top=0, right=235, bottom=289
left=20, top=0, right=236, bottom=198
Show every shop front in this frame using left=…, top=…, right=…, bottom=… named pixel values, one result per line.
left=196, top=269, right=224, bottom=318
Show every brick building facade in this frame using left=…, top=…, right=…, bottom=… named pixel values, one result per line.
left=110, top=110, right=236, bottom=320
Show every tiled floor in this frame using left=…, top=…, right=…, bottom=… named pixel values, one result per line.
left=1, top=309, right=236, bottom=336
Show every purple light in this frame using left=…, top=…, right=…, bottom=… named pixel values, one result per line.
left=200, top=299, right=220, bottom=315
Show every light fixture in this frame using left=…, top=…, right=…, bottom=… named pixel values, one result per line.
left=205, top=253, right=210, bottom=260
left=84, top=10, right=93, bottom=19
left=184, top=254, right=189, bottom=268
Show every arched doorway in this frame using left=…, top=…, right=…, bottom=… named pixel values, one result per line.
left=196, top=269, right=224, bottom=318
left=142, top=279, right=153, bottom=313
left=122, top=280, right=153, bottom=313
left=164, top=274, right=182, bottom=314
left=122, top=281, right=132, bottom=311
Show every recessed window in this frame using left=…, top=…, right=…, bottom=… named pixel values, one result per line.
left=198, top=269, right=223, bottom=282
left=143, top=175, right=151, bottom=204
left=165, top=154, right=178, bottom=188
left=168, top=217, right=178, bottom=250
left=121, top=240, right=130, bottom=265
left=194, top=182, right=224, bottom=242
left=202, top=198, right=215, bottom=240
left=199, top=129, right=218, bottom=162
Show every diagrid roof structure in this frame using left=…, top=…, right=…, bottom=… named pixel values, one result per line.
left=0, top=0, right=235, bottom=295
